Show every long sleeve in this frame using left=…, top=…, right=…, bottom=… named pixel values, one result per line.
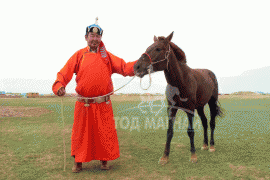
left=52, top=51, right=80, bottom=95
left=108, top=52, right=138, bottom=76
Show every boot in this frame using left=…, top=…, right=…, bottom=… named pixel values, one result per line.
left=100, top=161, right=109, bottom=170
left=72, top=160, right=82, bottom=173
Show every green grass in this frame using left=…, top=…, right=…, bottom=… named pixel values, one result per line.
left=1, top=96, right=270, bottom=180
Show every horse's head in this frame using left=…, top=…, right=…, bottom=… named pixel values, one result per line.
left=134, top=32, right=174, bottom=78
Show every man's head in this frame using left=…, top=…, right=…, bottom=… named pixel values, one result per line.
left=85, top=19, right=103, bottom=51
left=85, top=32, right=102, bottom=51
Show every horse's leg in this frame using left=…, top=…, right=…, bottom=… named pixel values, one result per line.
left=186, top=112, right=197, bottom=163
left=208, top=97, right=218, bottom=152
left=197, top=107, right=208, bottom=150
left=158, top=107, right=178, bottom=165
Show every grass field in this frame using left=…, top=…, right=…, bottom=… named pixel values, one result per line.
left=1, top=95, right=270, bottom=180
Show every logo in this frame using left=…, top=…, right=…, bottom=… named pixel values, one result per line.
left=114, top=93, right=201, bottom=132
left=137, top=94, right=166, bottom=116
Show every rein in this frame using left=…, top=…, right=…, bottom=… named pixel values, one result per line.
left=140, top=45, right=171, bottom=90
left=59, top=45, right=171, bottom=171
left=76, top=76, right=136, bottom=100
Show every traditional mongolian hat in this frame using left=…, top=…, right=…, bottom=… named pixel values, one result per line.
left=86, top=17, right=103, bottom=35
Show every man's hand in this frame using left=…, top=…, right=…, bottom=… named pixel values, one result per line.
left=57, top=87, right=66, bottom=96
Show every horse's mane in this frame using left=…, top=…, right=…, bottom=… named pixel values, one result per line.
left=158, top=36, right=187, bottom=63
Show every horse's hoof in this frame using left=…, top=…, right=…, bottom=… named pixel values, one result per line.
left=209, top=146, right=215, bottom=152
left=201, top=144, right=208, bottom=150
left=190, top=158, right=197, bottom=163
left=158, top=156, right=169, bottom=165
left=190, top=154, right=197, bottom=163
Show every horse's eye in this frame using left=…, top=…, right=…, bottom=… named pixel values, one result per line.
left=156, top=48, right=161, bottom=52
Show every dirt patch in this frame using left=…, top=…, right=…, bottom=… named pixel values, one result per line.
left=45, top=173, right=75, bottom=180
left=0, top=106, right=52, bottom=117
left=229, top=163, right=270, bottom=179
left=0, top=142, right=19, bottom=180
left=35, top=153, right=62, bottom=169
left=186, top=176, right=215, bottom=180
left=38, top=123, right=72, bottom=138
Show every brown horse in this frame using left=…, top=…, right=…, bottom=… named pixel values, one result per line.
left=133, top=32, right=222, bottom=164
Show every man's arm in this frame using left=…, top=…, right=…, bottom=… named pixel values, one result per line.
left=108, top=52, right=138, bottom=76
left=52, top=51, right=80, bottom=96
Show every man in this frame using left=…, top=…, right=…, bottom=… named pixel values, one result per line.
left=52, top=18, right=137, bottom=173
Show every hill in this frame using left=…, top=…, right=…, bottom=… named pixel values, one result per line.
left=219, top=66, right=270, bottom=94
left=1, top=66, right=270, bottom=94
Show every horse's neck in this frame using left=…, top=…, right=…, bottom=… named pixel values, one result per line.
left=164, top=51, right=190, bottom=88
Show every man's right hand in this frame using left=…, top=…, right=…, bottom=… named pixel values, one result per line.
left=57, top=87, right=66, bottom=96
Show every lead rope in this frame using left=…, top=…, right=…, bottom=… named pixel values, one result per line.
left=77, top=76, right=136, bottom=100
left=140, top=67, right=152, bottom=90
left=60, top=48, right=171, bottom=170
left=61, top=97, right=66, bottom=171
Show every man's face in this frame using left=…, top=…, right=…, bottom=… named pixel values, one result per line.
left=85, top=32, right=102, bottom=50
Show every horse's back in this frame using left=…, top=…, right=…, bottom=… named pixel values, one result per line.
left=192, top=69, right=218, bottom=86
left=191, top=68, right=218, bottom=107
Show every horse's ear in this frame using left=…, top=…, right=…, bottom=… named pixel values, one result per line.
left=166, top=31, right=174, bottom=42
left=154, top=35, right=158, bottom=42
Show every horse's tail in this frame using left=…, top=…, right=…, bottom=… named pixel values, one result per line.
left=208, top=70, right=224, bottom=118
left=215, top=101, right=224, bottom=117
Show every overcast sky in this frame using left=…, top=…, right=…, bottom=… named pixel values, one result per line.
left=1, top=0, right=270, bottom=94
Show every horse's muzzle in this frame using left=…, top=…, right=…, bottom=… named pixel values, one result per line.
left=135, top=71, right=145, bottom=78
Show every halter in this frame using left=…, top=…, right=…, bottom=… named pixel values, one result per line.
left=143, top=45, right=171, bottom=71
left=140, top=45, right=171, bottom=90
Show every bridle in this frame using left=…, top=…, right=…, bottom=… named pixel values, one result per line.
left=139, top=45, right=171, bottom=90
left=143, top=44, right=171, bottom=72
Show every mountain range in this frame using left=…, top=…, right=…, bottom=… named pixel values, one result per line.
left=218, top=66, right=270, bottom=94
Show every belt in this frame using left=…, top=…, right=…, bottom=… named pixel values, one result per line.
left=77, top=95, right=110, bottom=107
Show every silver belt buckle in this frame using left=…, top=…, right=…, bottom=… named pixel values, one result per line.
left=96, top=97, right=103, bottom=104
left=84, top=99, right=90, bottom=107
